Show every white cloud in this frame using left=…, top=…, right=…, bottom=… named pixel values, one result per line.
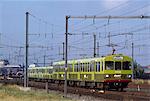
left=103, top=0, right=129, bottom=9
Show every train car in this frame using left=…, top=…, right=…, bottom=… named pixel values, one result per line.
left=4, top=65, right=23, bottom=78
left=28, top=54, right=132, bottom=91
left=28, top=66, right=54, bottom=80
left=53, top=54, right=132, bottom=90
left=0, top=65, right=23, bottom=79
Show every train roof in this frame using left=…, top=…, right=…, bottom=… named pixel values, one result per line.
left=28, top=66, right=53, bottom=69
left=104, top=54, right=132, bottom=61
left=53, top=57, right=102, bottom=65
left=53, top=54, right=132, bottom=65
left=1, top=65, right=21, bottom=68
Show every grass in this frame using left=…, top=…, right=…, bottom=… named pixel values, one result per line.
left=0, top=84, right=72, bottom=101
left=132, top=79, right=150, bottom=85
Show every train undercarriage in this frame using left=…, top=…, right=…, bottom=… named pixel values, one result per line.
left=29, top=77, right=130, bottom=91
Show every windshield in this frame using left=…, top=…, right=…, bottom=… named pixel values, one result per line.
left=115, top=62, right=121, bottom=70
left=105, top=61, right=114, bottom=70
left=123, top=61, right=131, bottom=70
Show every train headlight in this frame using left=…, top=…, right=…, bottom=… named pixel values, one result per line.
left=127, top=74, right=132, bottom=78
left=105, top=74, right=109, bottom=78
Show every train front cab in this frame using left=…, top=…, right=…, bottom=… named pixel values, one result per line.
left=103, top=54, right=132, bottom=91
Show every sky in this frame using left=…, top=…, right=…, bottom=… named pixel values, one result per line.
left=0, top=0, right=150, bottom=66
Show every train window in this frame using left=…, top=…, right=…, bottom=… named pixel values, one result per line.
left=95, top=62, right=97, bottom=72
left=58, top=65, right=60, bottom=72
left=79, top=63, right=82, bottom=72
left=90, top=63, right=94, bottom=72
left=71, top=64, right=73, bottom=72
left=102, top=62, right=103, bottom=71
left=123, top=61, right=131, bottom=70
left=83, top=63, right=85, bottom=72
left=88, top=63, right=91, bottom=72
left=29, top=70, right=31, bottom=73
left=87, top=63, right=89, bottom=72
left=88, top=63, right=90, bottom=72
left=76, top=64, right=78, bottom=72
left=84, top=63, right=87, bottom=72
left=40, top=69, right=42, bottom=73
left=69, top=64, right=73, bottom=72
left=81, top=63, right=83, bottom=72
left=45, top=69, right=47, bottom=73
left=76, top=63, right=78, bottom=72
left=54, top=65, right=59, bottom=72
left=105, top=61, right=114, bottom=70
left=96, top=62, right=100, bottom=72
left=59, top=65, right=61, bottom=72
left=54, top=66, right=56, bottom=72
left=80, top=63, right=83, bottom=72
left=84, top=63, right=88, bottom=72
left=74, top=64, right=77, bottom=72
left=48, top=69, right=53, bottom=73
left=57, top=65, right=59, bottom=72
left=41, top=69, right=43, bottom=73
left=115, top=62, right=121, bottom=70
left=36, top=69, right=38, bottom=73
left=77, top=63, right=80, bottom=72
left=68, top=64, right=70, bottom=72
left=82, top=63, right=84, bottom=72
left=42, top=69, right=45, bottom=73
left=38, top=69, right=40, bottom=73
left=33, top=69, right=35, bottom=73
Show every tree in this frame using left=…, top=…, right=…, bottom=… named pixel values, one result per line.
left=133, top=60, right=144, bottom=79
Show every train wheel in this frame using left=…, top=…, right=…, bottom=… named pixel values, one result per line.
left=103, top=83, right=106, bottom=91
left=121, top=87, right=124, bottom=91
left=116, top=87, right=123, bottom=91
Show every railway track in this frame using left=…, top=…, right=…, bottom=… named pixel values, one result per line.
left=0, top=78, right=150, bottom=101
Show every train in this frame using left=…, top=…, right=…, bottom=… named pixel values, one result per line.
left=0, top=64, right=23, bottom=79
left=28, top=54, right=132, bottom=91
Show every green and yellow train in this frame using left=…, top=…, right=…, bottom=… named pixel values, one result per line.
left=28, top=54, right=132, bottom=90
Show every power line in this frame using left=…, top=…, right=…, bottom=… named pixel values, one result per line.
left=70, top=0, right=130, bottom=28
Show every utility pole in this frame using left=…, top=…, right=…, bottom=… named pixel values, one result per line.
left=64, top=16, right=69, bottom=97
left=94, top=34, right=96, bottom=57
left=58, top=46, right=61, bottom=59
left=44, top=55, right=46, bottom=66
left=108, top=32, right=111, bottom=46
left=63, top=42, right=65, bottom=60
left=97, top=42, right=99, bottom=57
left=132, top=42, right=134, bottom=79
left=25, top=12, right=29, bottom=87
